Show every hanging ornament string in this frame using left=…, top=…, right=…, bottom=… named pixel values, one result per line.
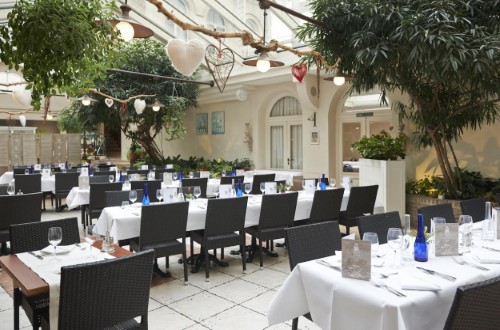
left=216, top=34, right=224, bottom=60
left=121, top=102, right=128, bottom=113
left=316, top=55, right=322, bottom=98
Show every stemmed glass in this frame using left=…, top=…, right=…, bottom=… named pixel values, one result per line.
left=7, top=181, right=15, bottom=195
left=244, top=183, right=251, bottom=195
left=172, top=172, right=178, bottom=181
left=260, top=182, right=266, bottom=195
left=459, top=215, right=473, bottom=251
left=285, top=179, right=292, bottom=192
left=108, top=174, right=114, bottom=183
left=387, top=228, right=403, bottom=268
left=329, top=178, right=336, bottom=189
left=193, top=186, right=201, bottom=199
left=156, top=189, right=163, bottom=203
left=129, top=190, right=138, bottom=205
left=48, top=227, right=62, bottom=260
left=213, top=185, right=220, bottom=198
left=362, top=232, right=379, bottom=256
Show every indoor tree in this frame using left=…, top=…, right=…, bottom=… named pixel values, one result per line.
left=62, top=38, right=199, bottom=163
left=297, top=0, right=500, bottom=197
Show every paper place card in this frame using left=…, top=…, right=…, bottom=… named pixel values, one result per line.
left=110, top=166, right=117, bottom=172
left=434, top=223, right=459, bottom=256
left=236, top=169, right=245, bottom=176
left=200, top=171, right=210, bottom=178
left=34, top=164, right=41, bottom=171
left=141, top=165, right=149, bottom=170
left=80, top=167, right=88, bottom=176
left=304, top=179, right=316, bottom=195
left=41, top=168, right=51, bottom=178
left=59, top=162, right=66, bottom=169
left=78, top=176, right=89, bottom=190
left=166, top=164, right=174, bottom=169
left=163, top=172, right=173, bottom=185
left=163, top=188, right=177, bottom=203
left=265, top=182, right=277, bottom=195
left=130, top=173, right=141, bottom=181
left=341, top=239, right=371, bottom=281
left=219, top=184, right=233, bottom=198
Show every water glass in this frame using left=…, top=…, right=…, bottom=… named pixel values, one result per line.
left=482, top=219, right=496, bottom=246
left=329, top=178, right=336, bottom=188
left=7, top=181, right=15, bottom=195
left=193, top=186, right=201, bottom=199
left=260, top=182, right=266, bottom=194
left=245, top=183, right=251, bottom=195
left=285, top=180, right=292, bottom=191
left=459, top=215, right=473, bottom=251
left=430, top=217, right=446, bottom=252
left=108, top=174, right=114, bottom=183
left=172, top=172, right=178, bottom=181
left=24, top=168, right=29, bottom=175
left=213, top=185, right=220, bottom=198
left=129, top=190, right=137, bottom=204
left=121, top=201, right=129, bottom=209
left=48, top=227, right=62, bottom=260
left=156, top=189, right=164, bottom=203
left=387, top=228, right=403, bottom=268
left=362, top=232, right=379, bottom=256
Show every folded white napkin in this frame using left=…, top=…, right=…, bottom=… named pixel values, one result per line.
left=472, top=252, right=500, bottom=264
left=400, top=272, right=441, bottom=291
left=343, top=233, right=355, bottom=240
left=40, top=244, right=75, bottom=255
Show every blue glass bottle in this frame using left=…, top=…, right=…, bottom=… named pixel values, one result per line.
left=414, top=213, right=428, bottom=262
left=320, top=174, right=327, bottom=190
left=231, top=168, right=235, bottom=177
left=142, top=183, right=150, bottom=205
left=179, top=169, right=183, bottom=182
left=236, top=179, right=243, bottom=197
left=65, top=161, right=68, bottom=170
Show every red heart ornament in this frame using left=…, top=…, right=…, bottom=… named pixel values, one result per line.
left=291, top=63, right=307, bottom=83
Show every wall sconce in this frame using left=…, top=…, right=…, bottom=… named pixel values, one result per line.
left=307, top=112, right=317, bottom=127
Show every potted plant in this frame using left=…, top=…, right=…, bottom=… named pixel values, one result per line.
left=351, top=130, right=407, bottom=219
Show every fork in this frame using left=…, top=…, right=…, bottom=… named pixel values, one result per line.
left=371, top=281, right=406, bottom=297
left=452, top=257, right=489, bottom=271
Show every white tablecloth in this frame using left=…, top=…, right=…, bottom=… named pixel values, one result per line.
left=267, top=239, right=500, bottom=330
left=65, top=187, right=89, bottom=210
left=16, top=244, right=113, bottom=330
left=0, top=171, right=55, bottom=192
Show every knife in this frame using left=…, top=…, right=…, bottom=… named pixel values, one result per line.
left=316, top=259, right=341, bottom=272
left=484, top=246, right=500, bottom=253
left=416, top=267, right=456, bottom=282
left=28, top=251, right=43, bottom=260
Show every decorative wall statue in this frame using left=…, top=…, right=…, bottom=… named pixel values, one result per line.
left=244, top=122, right=253, bottom=152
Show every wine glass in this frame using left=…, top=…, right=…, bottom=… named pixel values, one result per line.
left=24, top=168, right=29, bottom=175
left=260, top=182, right=266, bottom=195
left=129, top=190, right=138, bottom=204
left=362, top=232, right=379, bottom=256
left=108, top=174, right=114, bottom=183
left=213, top=185, right=219, bottom=198
left=285, top=179, right=292, bottom=192
left=459, top=215, right=473, bottom=251
left=189, top=171, right=194, bottom=179
left=193, top=186, right=201, bottom=199
left=7, top=181, right=15, bottom=196
left=156, top=189, right=163, bottom=203
left=244, top=183, right=251, bottom=195
left=387, top=228, right=403, bottom=268
left=172, top=172, right=178, bottom=181
left=329, top=178, right=336, bottom=188
left=48, top=227, right=62, bottom=260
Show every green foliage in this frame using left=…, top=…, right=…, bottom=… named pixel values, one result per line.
left=0, top=0, right=122, bottom=111
left=57, top=108, right=83, bottom=133
left=351, top=131, right=406, bottom=160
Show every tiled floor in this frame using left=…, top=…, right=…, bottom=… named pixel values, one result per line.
left=0, top=203, right=321, bottom=330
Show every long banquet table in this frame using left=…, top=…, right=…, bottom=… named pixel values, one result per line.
left=267, top=234, right=500, bottom=330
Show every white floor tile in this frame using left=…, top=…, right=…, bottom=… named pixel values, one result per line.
left=168, top=291, right=235, bottom=322
left=148, top=306, right=196, bottom=330
left=200, top=305, right=271, bottom=330
left=241, top=268, right=289, bottom=290
left=207, top=278, right=268, bottom=304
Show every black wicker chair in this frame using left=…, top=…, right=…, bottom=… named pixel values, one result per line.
left=129, top=202, right=189, bottom=282
left=105, top=190, right=144, bottom=207
left=54, top=172, right=79, bottom=211
left=444, top=275, right=500, bottom=330
left=220, top=175, right=244, bottom=186
left=308, top=188, right=345, bottom=223
left=181, top=178, right=208, bottom=198
left=338, top=185, right=379, bottom=235
left=89, top=175, right=110, bottom=184
left=92, top=170, right=117, bottom=181
left=9, top=217, right=80, bottom=329
left=0, top=184, right=7, bottom=195
left=459, top=197, right=488, bottom=222
left=131, top=180, right=162, bottom=203
left=285, top=221, right=342, bottom=330
left=418, top=203, right=455, bottom=233
left=13, top=166, right=29, bottom=175
left=191, top=197, right=248, bottom=280
left=86, top=182, right=122, bottom=228
left=41, top=250, right=155, bottom=330
left=356, top=211, right=402, bottom=244
left=245, top=192, right=298, bottom=268
left=155, top=168, right=175, bottom=180
left=249, top=174, right=276, bottom=195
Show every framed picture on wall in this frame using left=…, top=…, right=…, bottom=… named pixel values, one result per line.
left=196, top=113, right=208, bottom=135
left=311, top=128, right=319, bottom=145
left=212, top=111, right=225, bottom=135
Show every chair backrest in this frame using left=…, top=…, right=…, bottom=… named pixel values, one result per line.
left=418, top=203, right=455, bottom=233
left=13, top=174, right=41, bottom=194
left=54, top=172, right=80, bottom=194
left=205, top=197, right=248, bottom=236
left=181, top=178, right=208, bottom=198
left=497, top=193, right=500, bottom=205
left=89, top=175, right=110, bottom=184
left=286, top=221, right=341, bottom=270
left=89, top=182, right=122, bottom=215
left=250, top=174, right=276, bottom=194
left=139, top=202, right=189, bottom=245
left=259, top=192, right=298, bottom=229
left=220, top=175, right=244, bottom=186
left=344, top=185, right=379, bottom=217
left=13, top=167, right=29, bottom=175
left=155, top=168, right=173, bottom=180
left=127, top=169, right=149, bottom=177
left=0, top=184, right=7, bottom=195
left=58, top=250, right=154, bottom=330
left=9, top=217, right=80, bottom=254
left=357, top=211, right=402, bottom=244
left=309, top=188, right=345, bottom=223
left=105, top=190, right=144, bottom=207
left=460, top=197, right=488, bottom=222
left=92, top=170, right=117, bottom=181
left=131, top=180, right=162, bottom=202
left=444, top=275, right=500, bottom=330
left=0, top=192, right=43, bottom=242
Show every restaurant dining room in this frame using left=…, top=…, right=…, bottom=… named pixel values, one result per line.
left=0, top=1, right=500, bottom=329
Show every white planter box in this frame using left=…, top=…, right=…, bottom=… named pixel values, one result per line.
left=359, top=159, right=405, bottom=221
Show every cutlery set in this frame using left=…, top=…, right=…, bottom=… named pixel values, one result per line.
left=28, top=251, right=43, bottom=260
left=452, top=257, right=489, bottom=271
left=416, top=267, right=456, bottom=281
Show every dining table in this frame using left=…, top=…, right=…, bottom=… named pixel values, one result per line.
left=0, top=171, right=55, bottom=193
left=267, top=226, right=500, bottom=330
left=0, top=241, right=130, bottom=330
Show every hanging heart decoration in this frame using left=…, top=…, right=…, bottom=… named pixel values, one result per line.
left=165, top=39, right=205, bottom=76
left=205, top=44, right=235, bottom=93
left=291, top=63, right=307, bottom=83
left=134, top=99, right=146, bottom=115
left=105, top=98, right=114, bottom=108
left=19, top=115, right=26, bottom=127
left=12, top=89, right=32, bottom=107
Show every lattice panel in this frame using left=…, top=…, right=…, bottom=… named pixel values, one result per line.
left=10, top=134, right=22, bottom=166
left=53, top=134, right=67, bottom=163
left=0, top=135, right=8, bottom=166
left=66, top=134, right=81, bottom=164
left=39, top=134, right=53, bottom=164
left=22, top=134, right=37, bottom=165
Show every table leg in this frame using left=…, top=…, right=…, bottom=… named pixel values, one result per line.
left=13, top=288, right=20, bottom=330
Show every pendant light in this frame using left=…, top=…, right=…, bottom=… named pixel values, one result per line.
left=108, top=0, right=154, bottom=42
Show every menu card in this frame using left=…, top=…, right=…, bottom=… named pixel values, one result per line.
left=341, top=239, right=371, bottom=281
left=265, top=182, right=277, bottom=195
left=78, top=176, right=89, bottom=190
left=219, top=184, right=233, bottom=198
left=165, top=164, right=174, bottom=169
left=434, top=223, right=459, bottom=256
left=34, top=164, right=41, bottom=171
left=236, top=169, right=245, bottom=176
left=80, top=167, right=88, bottom=176
left=163, top=188, right=177, bottom=203
left=304, top=179, right=315, bottom=195
left=59, top=162, right=66, bottom=169
left=200, top=171, right=210, bottom=178
left=493, top=208, right=500, bottom=239
left=141, top=165, right=149, bottom=170
left=163, top=172, right=173, bottom=185
left=130, top=173, right=140, bottom=181
left=41, top=168, right=51, bottom=178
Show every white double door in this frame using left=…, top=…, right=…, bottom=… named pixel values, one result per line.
left=267, top=118, right=303, bottom=170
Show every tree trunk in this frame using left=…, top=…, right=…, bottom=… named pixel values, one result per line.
left=137, top=134, right=163, bottom=163
left=427, top=128, right=457, bottom=196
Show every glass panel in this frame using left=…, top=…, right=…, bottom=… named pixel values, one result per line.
left=270, top=96, right=302, bottom=117
left=342, top=122, right=361, bottom=173
left=369, top=120, right=391, bottom=136
left=270, top=125, right=284, bottom=169
left=290, top=124, right=303, bottom=170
